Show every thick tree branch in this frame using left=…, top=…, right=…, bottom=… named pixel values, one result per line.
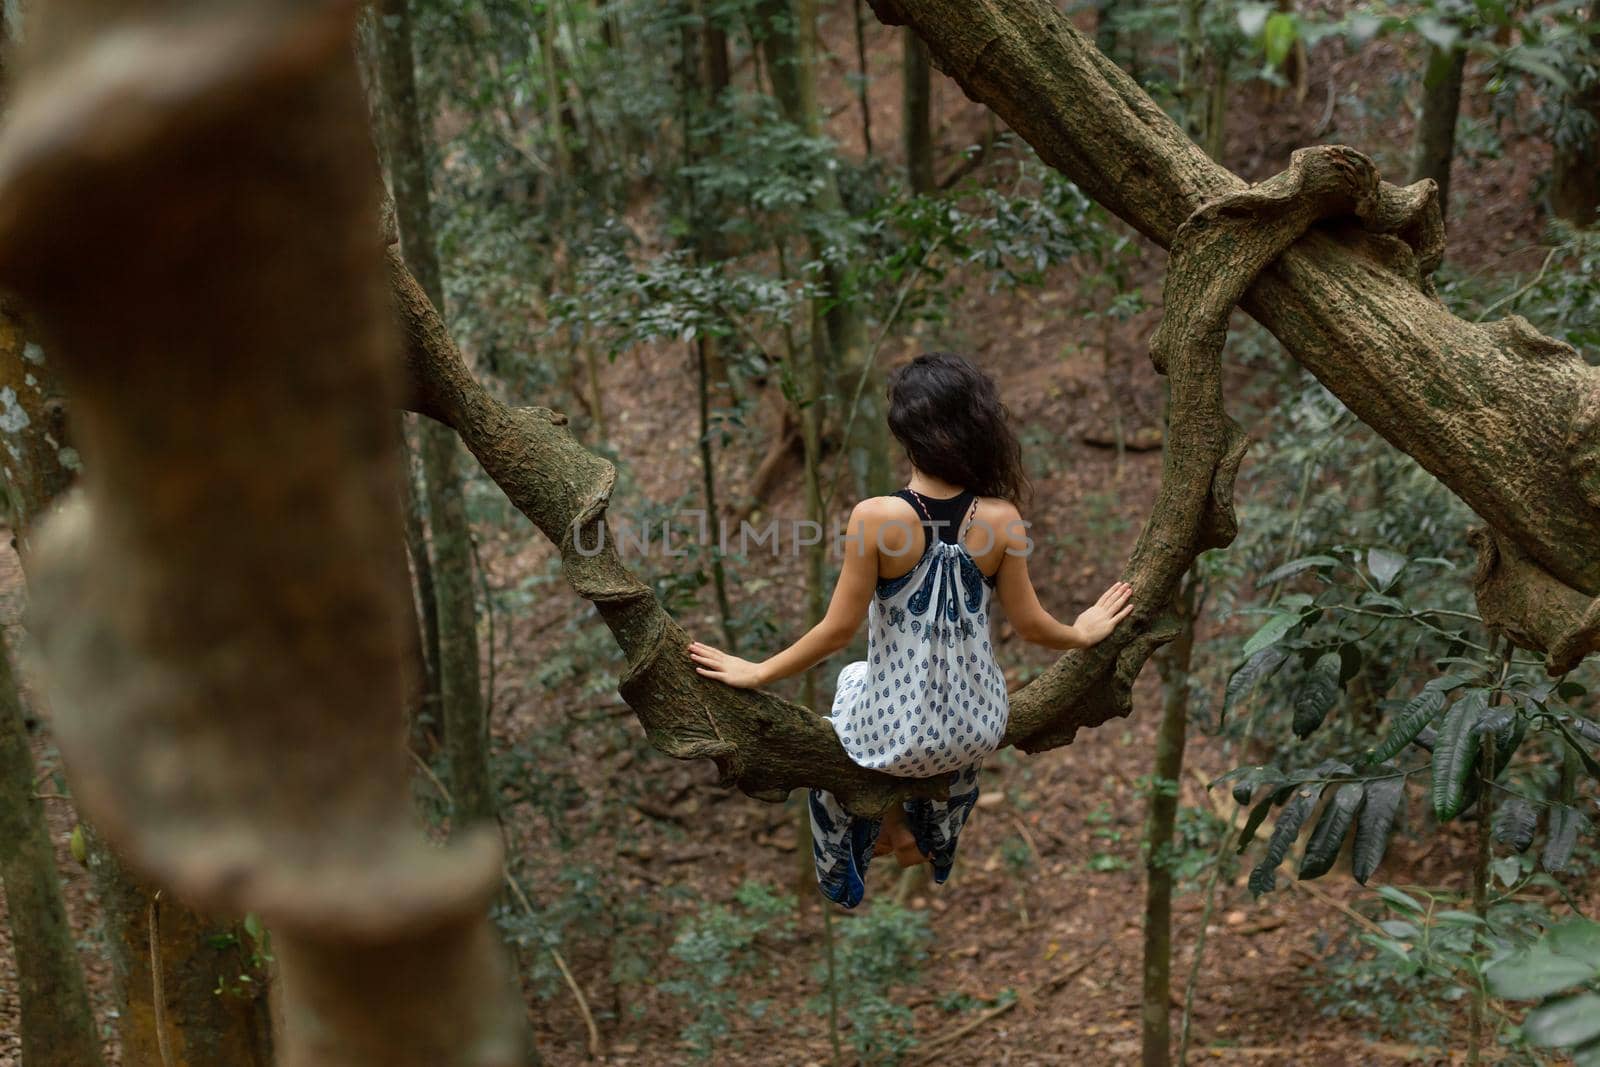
left=388, top=146, right=1449, bottom=791
left=382, top=0, right=1600, bottom=810
left=389, top=249, right=940, bottom=816
left=869, top=0, right=1600, bottom=638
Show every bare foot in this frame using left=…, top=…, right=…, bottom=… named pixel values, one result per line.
left=892, top=839, right=928, bottom=868
left=874, top=808, right=921, bottom=861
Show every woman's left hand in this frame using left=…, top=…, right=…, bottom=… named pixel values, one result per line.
left=687, top=641, right=766, bottom=689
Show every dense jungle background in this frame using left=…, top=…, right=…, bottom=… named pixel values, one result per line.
left=2, top=0, right=1600, bottom=1064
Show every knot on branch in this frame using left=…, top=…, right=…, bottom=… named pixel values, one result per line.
left=1482, top=315, right=1581, bottom=362
left=1358, top=176, right=1445, bottom=286
left=1566, top=371, right=1600, bottom=513
left=1471, top=527, right=1600, bottom=676
left=1013, top=146, right=1422, bottom=750
left=864, top=0, right=909, bottom=27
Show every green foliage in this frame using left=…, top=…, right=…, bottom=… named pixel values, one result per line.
left=1490, top=919, right=1600, bottom=1063
left=1085, top=800, right=1133, bottom=873
left=661, top=880, right=797, bottom=1058
left=1447, top=225, right=1600, bottom=356
left=808, top=903, right=934, bottom=1066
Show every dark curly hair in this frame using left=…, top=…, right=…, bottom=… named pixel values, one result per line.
left=886, top=352, right=1031, bottom=507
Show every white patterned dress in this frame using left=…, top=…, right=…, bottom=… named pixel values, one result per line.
left=808, top=490, right=1009, bottom=907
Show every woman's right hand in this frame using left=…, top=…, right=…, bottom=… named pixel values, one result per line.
left=1072, top=582, right=1135, bottom=645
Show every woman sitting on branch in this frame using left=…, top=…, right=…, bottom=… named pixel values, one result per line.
left=690, top=352, right=1133, bottom=907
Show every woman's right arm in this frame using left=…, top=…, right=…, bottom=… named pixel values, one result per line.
left=993, top=511, right=1133, bottom=650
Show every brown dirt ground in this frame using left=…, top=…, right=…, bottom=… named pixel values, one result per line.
left=0, top=4, right=1584, bottom=1066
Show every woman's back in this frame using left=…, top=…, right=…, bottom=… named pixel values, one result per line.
left=829, top=487, right=1009, bottom=778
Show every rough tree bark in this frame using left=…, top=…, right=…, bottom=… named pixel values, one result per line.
left=373, top=0, right=494, bottom=827
left=0, top=633, right=102, bottom=1067
left=0, top=2, right=526, bottom=1063
left=862, top=0, right=1600, bottom=687
left=385, top=0, right=1599, bottom=819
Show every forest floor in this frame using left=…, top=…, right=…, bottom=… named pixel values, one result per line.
left=0, top=3, right=1582, bottom=1067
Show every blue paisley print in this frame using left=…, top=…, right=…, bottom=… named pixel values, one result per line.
left=807, top=537, right=1008, bottom=907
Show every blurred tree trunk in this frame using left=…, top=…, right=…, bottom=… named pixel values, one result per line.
left=1551, top=131, right=1600, bottom=227
left=1141, top=572, right=1199, bottom=1067
left=0, top=2, right=528, bottom=1063
left=374, top=0, right=494, bottom=828
left=1550, top=38, right=1600, bottom=227
left=0, top=308, right=273, bottom=1064
left=1204, top=48, right=1230, bottom=163
left=757, top=0, right=814, bottom=130
left=0, top=635, right=103, bottom=1067
left=1095, top=0, right=1120, bottom=65
left=702, top=1, right=731, bottom=104
left=1409, top=43, right=1466, bottom=225
left=1176, top=0, right=1205, bottom=143
left=1274, top=0, right=1307, bottom=103
left=903, top=27, right=933, bottom=193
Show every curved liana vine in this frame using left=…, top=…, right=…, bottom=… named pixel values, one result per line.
left=389, top=145, right=1484, bottom=811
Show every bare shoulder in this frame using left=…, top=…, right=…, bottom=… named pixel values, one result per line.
left=971, top=496, right=1024, bottom=547
left=846, top=495, right=918, bottom=557
left=851, top=494, right=916, bottom=523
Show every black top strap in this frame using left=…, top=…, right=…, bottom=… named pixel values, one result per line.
left=897, top=487, right=975, bottom=545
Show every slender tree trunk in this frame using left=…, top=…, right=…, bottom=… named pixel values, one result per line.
left=695, top=0, right=735, bottom=394
left=703, top=4, right=731, bottom=104
left=903, top=26, right=933, bottom=193
left=1176, top=0, right=1205, bottom=143
left=679, top=2, right=737, bottom=650
left=1550, top=136, right=1600, bottom=227
left=400, top=422, right=443, bottom=750
left=1094, top=0, right=1119, bottom=65
left=87, top=838, right=274, bottom=1067
left=1274, top=0, right=1307, bottom=102
left=794, top=317, right=830, bottom=915
left=0, top=637, right=103, bottom=1067
left=1204, top=49, right=1230, bottom=163
left=1409, top=44, right=1466, bottom=225
left=374, top=0, right=494, bottom=828
left=420, top=423, right=495, bottom=824
left=757, top=0, right=814, bottom=130
left=697, top=336, right=737, bottom=650
left=853, top=0, right=873, bottom=156
left=540, top=0, right=573, bottom=181
left=1141, top=575, right=1199, bottom=1067
left=759, top=0, right=886, bottom=497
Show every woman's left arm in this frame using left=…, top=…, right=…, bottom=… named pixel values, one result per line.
left=688, top=501, right=883, bottom=689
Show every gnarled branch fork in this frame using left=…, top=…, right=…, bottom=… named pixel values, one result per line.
left=865, top=0, right=1600, bottom=655
left=389, top=145, right=1484, bottom=798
